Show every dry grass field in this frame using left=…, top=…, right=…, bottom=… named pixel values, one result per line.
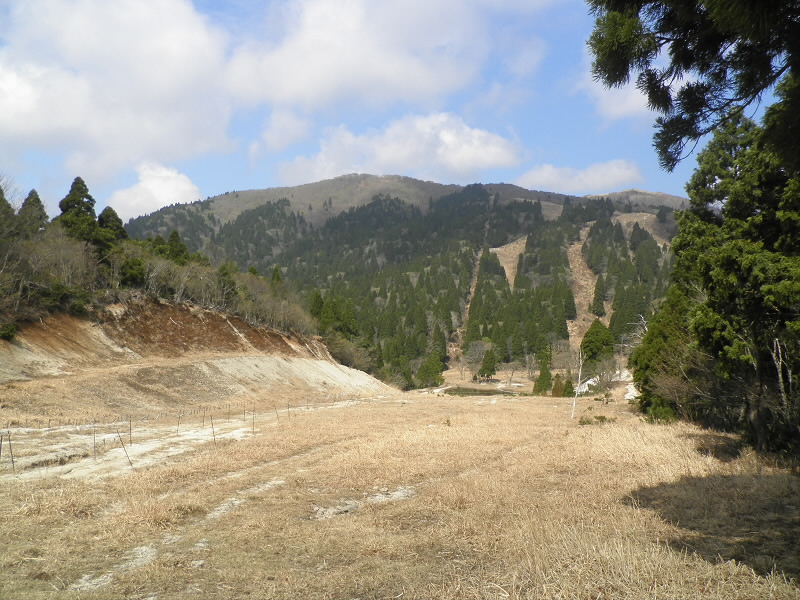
left=2, top=392, right=798, bottom=600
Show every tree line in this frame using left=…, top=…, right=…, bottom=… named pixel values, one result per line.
left=591, top=0, right=800, bottom=452
left=0, top=176, right=315, bottom=340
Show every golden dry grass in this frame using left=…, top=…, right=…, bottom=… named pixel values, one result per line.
left=1, top=394, right=798, bottom=599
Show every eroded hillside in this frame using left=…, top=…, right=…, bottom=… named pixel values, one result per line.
left=0, top=295, right=392, bottom=426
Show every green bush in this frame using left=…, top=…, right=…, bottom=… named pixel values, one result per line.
left=0, top=323, right=17, bottom=340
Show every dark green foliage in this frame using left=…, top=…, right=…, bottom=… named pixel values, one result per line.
left=431, top=323, right=447, bottom=362
left=609, top=283, right=650, bottom=341
left=534, top=360, right=552, bottom=394
left=632, top=108, right=800, bottom=451
left=309, top=289, right=324, bottom=319
left=478, top=347, right=498, bottom=380
left=318, top=294, right=358, bottom=339
left=563, top=378, right=575, bottom=397
left=629, top=286, right=698, bottom=422
left=591, top=274, right=606, bottom=317
left=17, top=190, right=49, bottom=238
left=0, top=323, right=17, bottom=340
left=588, top=0, right=800, bottom=170
left=120, top=257, right=146, bottom=287
left=98, top=206, right=128, bottom=242
left=56, top=177, right=99, bottom=243
left=416, top=353, right=445, bottom=388
left=0, top=186, right=17, bottom=237
left=580, top=319, right=615, bottom=367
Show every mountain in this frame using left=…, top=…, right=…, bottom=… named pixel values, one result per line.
left=586, top=188, right=687, bottom=210
left=125, top=175, right=679, bottom=261
left=124, top=178, right=680, bottom=390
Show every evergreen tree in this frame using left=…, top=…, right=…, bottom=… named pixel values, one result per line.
left=589, top=0, right=800, bottom=170
left=590, top=274, right=606, bottom=317
left=309, top=289, right=324, bottom=319
left=580, top=319, right=615, bottom=367
left=57, top=176, right=99, bottom=243
left=551, top=372, right=564, bottom=397
left=416, top=354, right=445, bottom=387
left=534, top=358, right=552, bottom=394
left=431, top=323, right=447, bottom=362
left=17, top=189, right=49, bottom=237
left=478, top=347, right=498, bottom=380
left=97, top=206, right=128, bottom=242
left=0, top=185, right=16, bottom=237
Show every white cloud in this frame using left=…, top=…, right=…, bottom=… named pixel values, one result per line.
left=279, top=113, right=521, bottom=185
left=574, top=49, right=650, bottom=120
left=262, top=109, right=312, bottom=151
left=108, top=162, right=201, bottom=222
left=515, top=159, right=641, bottom=194
left=0, top=0, right=555, bottom=190
left=226, top=0, right=504, bottom=108
left=0, top=0, right=232, bottom=179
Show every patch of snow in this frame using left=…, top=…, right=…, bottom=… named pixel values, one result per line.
left=70, top=545, right=157, bottom=591
left=311, top=486, right=416, bottom=520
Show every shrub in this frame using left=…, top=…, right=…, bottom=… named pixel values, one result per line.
left=0, top=323, right=17, bottom=340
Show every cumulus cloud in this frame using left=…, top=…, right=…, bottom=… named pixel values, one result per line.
left=515, top=159, right=641, bottom=195
left=107, top=162, right=201, bottom=223
left=0, top=0, right=551, bottom=183
left=279, top=113, right=521, bottom=185
left=226, top=1, right=483, bottom=109
left=0, top=0, right=231, bottom=179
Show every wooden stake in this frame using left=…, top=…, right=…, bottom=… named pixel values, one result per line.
left=210, top=416, right=217, bottom=446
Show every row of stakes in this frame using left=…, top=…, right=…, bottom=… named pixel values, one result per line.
left=0, top=396, right=335, bottom=473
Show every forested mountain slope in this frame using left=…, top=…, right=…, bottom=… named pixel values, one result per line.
left=125, top=179, right=678, bottom=390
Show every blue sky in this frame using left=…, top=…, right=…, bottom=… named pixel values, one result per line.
left=0, top=0, right=699, bottom=223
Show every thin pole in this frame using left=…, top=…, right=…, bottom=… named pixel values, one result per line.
left=8, top=432, right=16, bottom=472
left=210, top=416, right=217, bottom=446
left=116, top=429, right=133, bottom=468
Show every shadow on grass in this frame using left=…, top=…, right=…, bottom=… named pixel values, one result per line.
left=681, top=432, right=742, bottom=462
left=628, top=472, right=800, bottom=582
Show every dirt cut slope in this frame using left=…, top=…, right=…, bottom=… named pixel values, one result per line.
left=0, top=295, right=394, bottom=426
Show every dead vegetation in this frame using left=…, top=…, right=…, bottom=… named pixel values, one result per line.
left=1, top=299, right=797, bottom=598
left=2, top=394, right=798, bottom=599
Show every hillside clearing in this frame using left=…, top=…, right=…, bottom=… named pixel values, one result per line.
left=2, top=393, right=798, bottom=599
